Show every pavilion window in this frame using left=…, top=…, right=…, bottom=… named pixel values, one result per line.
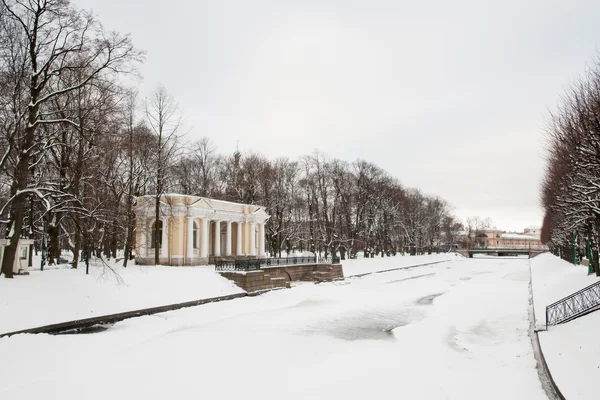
left=151, top=220, right=163, bottom=248
left=193, top=221, right=199, bottom=249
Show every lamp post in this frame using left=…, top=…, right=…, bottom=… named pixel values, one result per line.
left=40, top=217, right=46, bottom=271
left=587, top=234, right=593, bottom=275
left=85, top=232, right=90, bottom=275
left=574, top=232, right=578, bottom=265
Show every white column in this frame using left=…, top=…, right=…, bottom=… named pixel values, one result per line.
left=214, top=220, right=221, bottom=256
left=200, top=218, right=208, bottom=258
left=250, top=222, right=257, bottom=256
left=140, top=218, right=147, bottom=257
left=160, top=218, right=168, bottom=258
left=236, top=221, right=243, bottom=256
left=258, top=222, right=265, bottom=257
left=225, top=221, right=232, bottom=256
left=187, top=217, right=194, bottom=260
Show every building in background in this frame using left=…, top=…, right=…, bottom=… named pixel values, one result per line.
left=0, top=238, right=34, bottom=275
left=524, top=225, right=542, bottom=239
left=459, top=226, right=547, bottom=249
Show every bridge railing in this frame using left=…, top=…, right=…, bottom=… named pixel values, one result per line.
left=545, top=280, right=600, bottom=327
left=468, top=248, right=531, bottom=252
left=215, top=256, right=341, bottom=272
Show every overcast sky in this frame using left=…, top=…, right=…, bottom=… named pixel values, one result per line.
left=75, top=0, right=600, bottom=231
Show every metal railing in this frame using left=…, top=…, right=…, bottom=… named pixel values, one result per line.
left=469, top=248, right=531, bottom=253
left=215, top=256, right=340, bottom=272
left=546, top=280, right=600, bottom=327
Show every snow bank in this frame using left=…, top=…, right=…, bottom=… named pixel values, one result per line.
left=530, top=253, right=600, bottom=399
left=0, top=263, right=243, bottom=334
left=530, top=253, right=599, bottom=327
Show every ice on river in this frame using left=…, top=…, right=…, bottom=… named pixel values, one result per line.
left=0, top=257, right=547, bottom=400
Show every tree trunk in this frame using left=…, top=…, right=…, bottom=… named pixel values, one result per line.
left=123, top=205, right=134, bottom=268
left=47, top=221, right=61, bottom=264
left=110, top=219, right=118, bottom=259
left=71, top=228, right=81, bottom=269
left=1, top=143, right=34, bottom=277
left=154, top=195, right=160, bottom=265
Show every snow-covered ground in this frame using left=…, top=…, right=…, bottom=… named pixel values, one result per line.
left=342, top=251, right=462, bottom=276
left=0, top=256, right=548, bottom=399
left=531, top=253, right=600, bottom=400
left=0, top=261, right=244, bottom=334
left=0, top=253, right=459, bottom=334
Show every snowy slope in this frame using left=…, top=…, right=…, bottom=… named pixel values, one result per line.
left=531, top=253, right=600, bottom=400
left=530, top=253, right=600, bottom=327
left=0, top=264, right=243, bottom=334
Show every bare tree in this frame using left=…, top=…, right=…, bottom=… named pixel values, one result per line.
left=0, top=0, right=141, bottom=278
left=145, top=84, right=182, bottom=265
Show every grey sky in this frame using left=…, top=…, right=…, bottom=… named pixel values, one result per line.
left=75, top=0, right=600, bottom=231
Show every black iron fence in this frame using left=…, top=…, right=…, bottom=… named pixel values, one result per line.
left=214, top=255, right=340, bottom=272
left=546, top=279, right=600, bottom=327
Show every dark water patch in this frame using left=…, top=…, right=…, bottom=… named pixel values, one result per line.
left=331, top=324, right=403, bottom=341
left=53, top=323, right=114, bottom=335
left=416, top=293, right=444, bottom=305
left=314, top=309, right=424, bottom=341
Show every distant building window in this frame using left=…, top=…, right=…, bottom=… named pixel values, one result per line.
left=20, top=246, right=27, bottom=260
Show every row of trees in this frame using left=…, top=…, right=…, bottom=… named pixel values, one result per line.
left=541, top=56, right=600, bottom=275
left=0, top=1, right=460, bottom=278
left=0, top=0, right=144, bottom=277
left=170, top=149, right=461, bottom=258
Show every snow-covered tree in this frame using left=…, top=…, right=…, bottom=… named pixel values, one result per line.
left=0, top=0, right=141, bottom=277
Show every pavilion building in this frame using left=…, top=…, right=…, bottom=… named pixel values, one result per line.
left=135, top=194, right=269, bottom=266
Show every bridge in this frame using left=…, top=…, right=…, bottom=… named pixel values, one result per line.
left=457, top=248, right=548, bottom=258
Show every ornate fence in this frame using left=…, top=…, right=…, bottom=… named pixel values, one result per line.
left=214, top=256, right=341, bottom=272
left=546, top=280, right=600, bottom=327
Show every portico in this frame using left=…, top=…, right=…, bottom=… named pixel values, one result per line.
left=135, top=194, right=269, bottom=266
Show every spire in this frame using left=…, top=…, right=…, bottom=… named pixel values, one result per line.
left=233, top=140, right=241, bottom=167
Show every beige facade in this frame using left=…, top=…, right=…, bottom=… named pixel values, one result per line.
left=0, top=238, right=34, bottom=274
left=134, top=194, right=270, bottom=266
left=523, top=226, right=541, bottom=239
left=468, top=227, right=547, bottom=250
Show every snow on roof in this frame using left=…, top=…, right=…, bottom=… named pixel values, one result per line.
left=502, top=233, right=539, bottom=241
left=525, top=225, right=541, bottom=230
left=135, top=194, right=266, bottom=209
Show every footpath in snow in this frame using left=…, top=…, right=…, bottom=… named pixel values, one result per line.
left=0, top=253, right=459, bottom=334
left=530, top=253, right=600, bottom=400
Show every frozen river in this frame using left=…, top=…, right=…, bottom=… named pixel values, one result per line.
left=0, top=257, right=548, bottom=399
